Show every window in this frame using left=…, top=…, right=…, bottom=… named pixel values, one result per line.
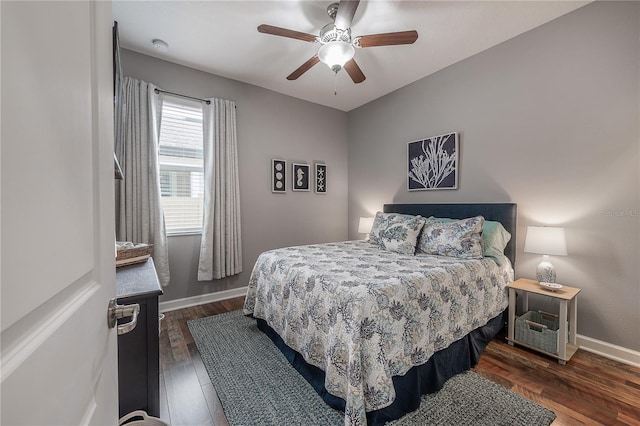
left=158, top=96, right=204, bottom=234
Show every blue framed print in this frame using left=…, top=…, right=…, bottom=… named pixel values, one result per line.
left=272, top=159, right=286, bottom=193
left=315, top=163, right=327, bottom=194
left=292, top=163, right=310, bottom=191
left=407, top=132, right=458, bottom=191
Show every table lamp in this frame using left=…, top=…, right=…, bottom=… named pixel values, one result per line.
left=524, top=226, right=567, bottom=283
left=358, top=217, right=374, bottom=238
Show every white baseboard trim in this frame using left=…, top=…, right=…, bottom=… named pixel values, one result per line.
left=577, top=334, right=640, bottom=368
left=159, top=286, right=248, bottom=313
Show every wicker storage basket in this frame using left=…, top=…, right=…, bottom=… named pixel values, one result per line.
left=116, top=243, right=153, bottom=267
left=515, top=310, right=560, bottom=354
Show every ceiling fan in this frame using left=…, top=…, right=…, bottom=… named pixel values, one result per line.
left=258, top=0, right=418, bottom=84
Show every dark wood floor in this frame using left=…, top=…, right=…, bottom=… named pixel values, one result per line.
left=158, top=297, right=640, bottom=426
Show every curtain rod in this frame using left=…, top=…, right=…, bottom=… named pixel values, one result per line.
left=154, top=88, right=211, bottom=105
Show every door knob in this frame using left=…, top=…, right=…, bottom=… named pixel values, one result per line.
left=107, top=299, right=140, bottom=335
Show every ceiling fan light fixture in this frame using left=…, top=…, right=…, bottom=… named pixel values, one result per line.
left=258, top=0, right=416, bottom=84
left=318, top=41, right=355, bottom=72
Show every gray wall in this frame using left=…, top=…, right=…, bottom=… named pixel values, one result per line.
left=347, top=2, right=639, bottom=350
left=121, top=1, right=639, bottom=351
left=121, top=49, right=349, bottom=302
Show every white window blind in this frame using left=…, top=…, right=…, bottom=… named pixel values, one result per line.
left=158, top=96, right=204, bottom=234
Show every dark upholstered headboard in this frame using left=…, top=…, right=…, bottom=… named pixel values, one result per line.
left=383, top=203, right=517, bottom=266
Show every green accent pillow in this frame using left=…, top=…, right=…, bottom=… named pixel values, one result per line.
left=482, top=220, right=512, bottom=265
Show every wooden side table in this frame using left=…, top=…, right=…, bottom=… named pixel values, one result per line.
left=507, top=278, right=581, bottom=364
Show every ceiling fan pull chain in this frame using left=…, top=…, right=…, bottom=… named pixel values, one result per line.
left=334, top=72, right=338, bottom=96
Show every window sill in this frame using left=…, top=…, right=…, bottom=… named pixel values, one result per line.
left=166, top=231, right=202, bottom=237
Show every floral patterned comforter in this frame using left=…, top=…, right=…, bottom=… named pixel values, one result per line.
left=243, top=240, right=513, bottom=426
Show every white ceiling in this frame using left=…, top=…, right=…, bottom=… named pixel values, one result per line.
left=113, top=1, right=589, bottom=112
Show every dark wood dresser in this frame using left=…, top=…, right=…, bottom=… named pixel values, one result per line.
left=116, top=258, right=163, bottom=418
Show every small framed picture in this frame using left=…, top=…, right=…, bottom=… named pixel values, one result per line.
left=292, top=163, right=310, bottom=191
left=407, top=132, right=458, bottom=191
left=271, top=159, right=286, bottom=193
left=315, top=163, right=327, bottom=194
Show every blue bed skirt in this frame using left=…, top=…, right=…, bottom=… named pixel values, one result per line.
left=255, top=311, right=506, bottom=425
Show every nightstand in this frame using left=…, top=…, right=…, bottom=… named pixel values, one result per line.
left=507, top=278, right=581, bottom=364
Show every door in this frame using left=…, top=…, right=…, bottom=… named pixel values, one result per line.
left=1, top=1, right=118, bottom=425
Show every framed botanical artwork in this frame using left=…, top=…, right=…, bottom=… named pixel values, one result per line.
left=407, top=132, right=458, bottom=191
left=315, top=163, right=327, bottom=194
left=271, top=159, right=286, bottom=193
left=292, top=163, right=310, bottom=191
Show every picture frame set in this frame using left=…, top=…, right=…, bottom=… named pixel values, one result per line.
left=271, top=159, right=326, bottom=194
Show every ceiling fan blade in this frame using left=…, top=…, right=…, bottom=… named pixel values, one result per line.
left=355, top=30, right=419, bottom=48
left=258, top=24, right=317, bottom=43
left=334, top=0, right=360, bottom=30
left=344, top=59, right=366, bottom=84
left=287, top=55, right=320, bottom=80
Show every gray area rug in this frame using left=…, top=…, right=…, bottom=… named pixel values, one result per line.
left=188, top=310, right=556, bottom=426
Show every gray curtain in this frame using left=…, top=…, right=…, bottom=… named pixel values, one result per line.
left=197, top=98, right=242, bottom=280
left=115, top=77, right=170, bottom=286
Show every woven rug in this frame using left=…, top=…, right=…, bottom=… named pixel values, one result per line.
left=188, top=310, right=556, bottom=426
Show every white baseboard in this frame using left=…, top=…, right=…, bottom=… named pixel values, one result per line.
left=159, top=286, right=248, bottom=313
left=577, top=334, right=640, bottom=368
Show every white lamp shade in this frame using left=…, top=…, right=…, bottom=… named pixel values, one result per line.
left=358, top=217, right=375, bottom=234
left=524, top=226, right=568, bottom=256
left=318, top=41, right=355, bottom=68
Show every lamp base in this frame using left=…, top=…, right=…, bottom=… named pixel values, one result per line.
left=536, top=259, right=556, bottom=283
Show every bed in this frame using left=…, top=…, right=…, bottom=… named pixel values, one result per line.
left=243, top=203, right=517, bottom=425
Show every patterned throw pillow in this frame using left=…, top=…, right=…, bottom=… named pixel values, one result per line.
left=368, top=212, right=426, bottom=255
left=425, top=216, right=511, bottom=264
left=417, top=216, right=485, bottom=259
